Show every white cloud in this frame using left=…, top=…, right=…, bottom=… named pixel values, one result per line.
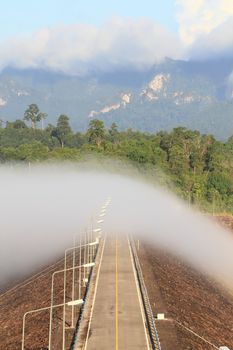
left=1, top=5, right=232, bottom=75
left=176, top=0, right=233, bottom=45
left=0, top=18, right=183, bottom=75
left=187, top=17, right=233, bottom=60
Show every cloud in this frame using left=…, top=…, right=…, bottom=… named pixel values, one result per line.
left=0, top=6, right=232, bottom=74
left=176, top=0, right=233, bottom=45
left=0, top=18, right=183, bottom=75
left=187, top=17, right=233, bottom=60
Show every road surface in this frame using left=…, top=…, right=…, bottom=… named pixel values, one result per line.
left=84, top=236, right=150, bottom=350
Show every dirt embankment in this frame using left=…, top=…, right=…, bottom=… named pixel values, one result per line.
left=214, top=214, right=233, bottom=230
left=0, top=254, right=83, bottom=350
left=140, top=215, right=233, bottom=350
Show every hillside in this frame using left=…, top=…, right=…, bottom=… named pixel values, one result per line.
left=0, top=254, right=82, bottom=350
left=0, top=58, right=233, bottom=139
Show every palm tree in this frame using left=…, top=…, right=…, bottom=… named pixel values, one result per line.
left=24, top=104, right=47, bottom=129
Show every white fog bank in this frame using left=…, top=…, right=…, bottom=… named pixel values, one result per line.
left=0, top=166, right=233, bottom=291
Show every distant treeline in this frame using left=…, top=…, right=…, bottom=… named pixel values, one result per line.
left=1, top=104, right=233, bottom=213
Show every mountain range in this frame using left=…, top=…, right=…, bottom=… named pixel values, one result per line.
left=0, top=58, right=233, bottom=140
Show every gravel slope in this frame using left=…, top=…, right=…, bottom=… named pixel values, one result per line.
left=140, top=216, right=233, bottom=349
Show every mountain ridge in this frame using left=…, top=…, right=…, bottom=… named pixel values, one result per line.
left=0, top=58, right=233, bottom=139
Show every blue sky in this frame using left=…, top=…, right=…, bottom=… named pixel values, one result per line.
left=0, top=0, right=178, bottom=42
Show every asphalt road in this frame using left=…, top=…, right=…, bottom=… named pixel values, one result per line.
left=84, top=236, right=150, bottom=350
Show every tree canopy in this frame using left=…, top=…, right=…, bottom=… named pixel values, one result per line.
left=1, top=105, right=233, bottom=214
left=23, top=104, right=47, bottom=129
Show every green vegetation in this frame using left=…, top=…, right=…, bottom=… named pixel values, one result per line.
left=1, top=104, right=233, bottom=213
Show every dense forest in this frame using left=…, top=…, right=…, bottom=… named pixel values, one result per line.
left=1, top=104, right=233, bottom=213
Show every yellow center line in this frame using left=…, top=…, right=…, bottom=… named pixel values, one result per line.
left=115, top=237, right=119, bottom=350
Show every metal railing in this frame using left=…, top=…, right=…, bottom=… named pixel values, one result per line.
left=21, top=198, right=111, bottom=350
left=69, top=237, right=103, bottom=350
left=129, top=236, right=161, bottom=350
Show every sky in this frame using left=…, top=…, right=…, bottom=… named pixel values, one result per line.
left=0, top=0, right=177, bottom=41
left=0, top=0, right=233, bottom=74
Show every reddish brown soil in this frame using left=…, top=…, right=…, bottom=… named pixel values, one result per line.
left=214, top=214, right=233, bottom=230
left=140, top=214, right=233, bottom=350
left=0, top=254, right=84, bottom=350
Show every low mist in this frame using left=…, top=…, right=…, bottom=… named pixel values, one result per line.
left=1, top=165, right=233, bottom=292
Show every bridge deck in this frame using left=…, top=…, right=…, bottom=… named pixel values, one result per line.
left=84, top=236, right=150, bottom=349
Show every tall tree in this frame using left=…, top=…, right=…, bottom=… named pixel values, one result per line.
left=54, top=115, right=72, bottom=148
left=109, top=122, right=119, bottom=143
left=23, top=104, right=46, bottom=129
left=87, top=119, right=105, bottom=148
